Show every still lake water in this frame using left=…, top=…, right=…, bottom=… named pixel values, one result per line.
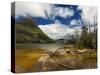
left=16, top=43, right=64, bottom=52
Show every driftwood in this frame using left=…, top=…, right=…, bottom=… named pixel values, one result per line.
left=53, top=47, right=65, bottom=55
left=52, top=57, right=72, bottom=69
left=39, top=46, right=88, bottom=71
left=39, top=54, right=72, bottom=71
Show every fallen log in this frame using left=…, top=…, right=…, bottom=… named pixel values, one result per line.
left=51, top=57, right=72, bottom=70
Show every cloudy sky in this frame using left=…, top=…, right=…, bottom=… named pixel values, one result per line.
left=14, top=2, right=98, bottom=40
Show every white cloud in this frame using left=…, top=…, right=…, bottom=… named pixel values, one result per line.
left=78, top=6, right=98, bottom=24
left=70, top=19, right=81, bottom=25
left=15, top=2, right=52, bottom=18
left=56, top=7, right=74, bottom=17
left=15, top=2, right=74, bottom=19
left=53, top=7, right=74, bottom=18
left=38, top=22, right=77, bottom=40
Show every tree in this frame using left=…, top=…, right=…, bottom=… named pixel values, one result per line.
left=74, top=29, right=80, bottom=47
left=77, top=26, right=89, bottom=48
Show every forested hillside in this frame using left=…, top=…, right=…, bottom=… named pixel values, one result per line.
left=15, top=16, right=54, bottom=43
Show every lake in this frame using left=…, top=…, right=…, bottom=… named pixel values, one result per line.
left=16, top=43, right=64, bottom=52
left=15, top=43, right=97, bottom=73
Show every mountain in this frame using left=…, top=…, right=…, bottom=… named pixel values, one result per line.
left=14, top=16, right=54, bottom=43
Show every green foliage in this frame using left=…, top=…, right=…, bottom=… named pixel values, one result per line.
left=78, top=26, right=89, bottom=48
left=15, top=16, right=54, bottom=43
left=76, top=26, right=97, bottom=49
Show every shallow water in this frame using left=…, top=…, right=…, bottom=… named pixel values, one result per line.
left=15, top=43, right=97, bottom=73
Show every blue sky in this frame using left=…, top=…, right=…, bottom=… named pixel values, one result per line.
left=15, top=2, right=97, bottom=39
left=33, top=5, right=82, bottom=26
